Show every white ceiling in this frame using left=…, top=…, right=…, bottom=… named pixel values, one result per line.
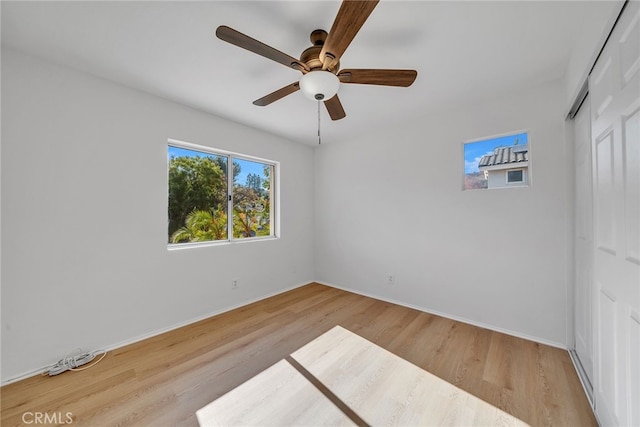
left=1, top=1, right=613, bottom=146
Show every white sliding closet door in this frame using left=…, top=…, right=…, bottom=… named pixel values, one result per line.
left=590, top=1, right=640, bottom=425
left=574, top=97, right=594, bottom=393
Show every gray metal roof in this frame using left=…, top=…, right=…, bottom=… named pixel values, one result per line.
left=478, top=145, right=528, bottom=168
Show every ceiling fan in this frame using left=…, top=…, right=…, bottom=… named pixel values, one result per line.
left=216, top=0, right=417, bottom=121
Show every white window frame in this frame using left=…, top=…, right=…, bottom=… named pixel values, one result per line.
left=167, top=139, right=279, bottom=250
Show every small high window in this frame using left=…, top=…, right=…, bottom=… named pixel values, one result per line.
left=168, top=140, right=277, bottom=247
left=463, top=131, right=529, bottom=190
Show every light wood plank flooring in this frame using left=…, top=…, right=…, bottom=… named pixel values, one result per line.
left=1, top=283, right=595, bottom=426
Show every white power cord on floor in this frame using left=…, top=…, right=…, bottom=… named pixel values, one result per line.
left=44, top=349, right=107, bottom=376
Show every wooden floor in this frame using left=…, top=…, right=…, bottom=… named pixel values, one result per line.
left=1, top=283, right=595, bottom=426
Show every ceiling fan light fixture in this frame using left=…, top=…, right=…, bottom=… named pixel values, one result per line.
left=299, top=71, right=340, bottom=101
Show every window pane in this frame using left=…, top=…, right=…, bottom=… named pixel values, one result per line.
left=233, top=158, right=272, bottom=239
left=463, top=132, right=529, bottom=190
left=507, top=169, right=524, bottom=183
left=168, top=146, right=228, bottom=243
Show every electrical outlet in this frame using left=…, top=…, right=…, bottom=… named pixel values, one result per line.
left=387, top=274, right=395, bottom=285
left=232, top=278, right=239, bottom=289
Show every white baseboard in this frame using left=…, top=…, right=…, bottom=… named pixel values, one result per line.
left=4, top=280, right=568, bottom=386
left=316, top=281, right=568, bottom=350
left=1, top=281, right=310, bottom=386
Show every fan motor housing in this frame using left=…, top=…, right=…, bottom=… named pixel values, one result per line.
left=300, top=30, right=339, bottom=72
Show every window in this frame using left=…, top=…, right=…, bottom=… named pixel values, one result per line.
left=506, top=169, right=524, bottom=184
left=463, top=131, right=529, bottom=190
left=168, top=140, right=277, bottom=247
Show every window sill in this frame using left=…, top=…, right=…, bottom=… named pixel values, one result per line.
left=167, top=236, right=279, bottom=251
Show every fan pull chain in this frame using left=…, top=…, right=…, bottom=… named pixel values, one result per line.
left=317, top=100, right=322, bottom=145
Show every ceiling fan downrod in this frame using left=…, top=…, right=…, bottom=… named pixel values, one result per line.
left=317, top=100, right=322, bottom=145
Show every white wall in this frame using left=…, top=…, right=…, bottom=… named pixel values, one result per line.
left=0, top=48, right=315, bottom=383
left=314, top=79, right=570, bottom=347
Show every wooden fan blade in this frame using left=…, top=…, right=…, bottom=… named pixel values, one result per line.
left=324, top=95, right=346, bottom=121
left=338, top=69, right=417, bottom=87
left=216, top=26, right=309, bottom=73
left=253, top=82, right=300, bottom=106
left=320, top=0, right=379, bottom=71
